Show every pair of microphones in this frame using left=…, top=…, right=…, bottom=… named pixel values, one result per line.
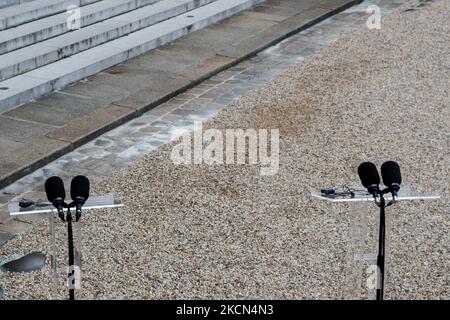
left=44, top=176, right=90, bottom=222
left=358, top=161, right=402, bottom=199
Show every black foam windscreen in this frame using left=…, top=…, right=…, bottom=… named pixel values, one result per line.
left=358, top=162, right=381, bottom=188
left=70, top=176, right=90, bottom=201
left=45, top=176, right=66, bottom=202
left=381, top=161, right=402, bottom=187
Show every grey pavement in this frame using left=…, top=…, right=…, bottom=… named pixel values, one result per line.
left=0, top=0, right=409, bottom=246
left=0, top=0, right=362, bottom=190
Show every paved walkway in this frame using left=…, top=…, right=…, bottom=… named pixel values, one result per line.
left=0, top=0, right=406, bottom=245
left=2, top=0, right=447, bottom=300
left=0, top=0, right=361, bottom=189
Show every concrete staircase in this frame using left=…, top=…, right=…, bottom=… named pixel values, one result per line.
left=0, top=0, right=265, bottom=113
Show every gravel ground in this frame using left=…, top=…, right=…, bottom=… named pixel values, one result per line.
left=1, top=0, right=449, bottom=299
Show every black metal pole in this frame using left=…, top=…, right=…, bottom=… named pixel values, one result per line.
left=67, top=208, right=75, bottom=301
left=376, top=196, right=386, bottom=300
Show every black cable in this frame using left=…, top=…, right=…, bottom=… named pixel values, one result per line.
left=19, top=198, right=51, bottom=208
left=322, top=185, right=369, bottom=199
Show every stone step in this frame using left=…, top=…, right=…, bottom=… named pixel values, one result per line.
left=0, top=0, right=35, bottom=9
left=0, top=0, right=218, bottom=81
left=0, top=0, right=101, bottom=30
left=0, top=0, right=162, bottom=54
left=0, top=0, right=265, bottom=113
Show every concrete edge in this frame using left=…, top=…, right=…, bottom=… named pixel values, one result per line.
left=0, top=0, right=363, bottom=191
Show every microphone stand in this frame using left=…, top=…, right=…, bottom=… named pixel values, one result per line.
left=375, top=189, right=394, bottom=300
left=52, top=201, right=82, bottom=300
left=66, top=206, right=75, bottom=301
left=376, top=195, right=386, bottom=300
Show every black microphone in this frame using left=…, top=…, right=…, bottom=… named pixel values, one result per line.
left=381, top=161, right=402, bottom=197
left=70, top=176, right=90, bottom=222
left=358, top=162, right=381, bottom=198
left=45, top=176, right=66, bottom=221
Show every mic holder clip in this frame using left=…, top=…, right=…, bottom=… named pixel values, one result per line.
left=380, top=187, right=397, bottom=207
left=57, top=202, right=69, bottom=222
left=68, top=201, right=83, bottom=222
